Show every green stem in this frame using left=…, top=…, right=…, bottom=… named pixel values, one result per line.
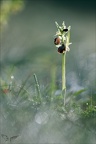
left=62, top=52, right=66, bottom=106
left=33, top=73, right=41, bottom=102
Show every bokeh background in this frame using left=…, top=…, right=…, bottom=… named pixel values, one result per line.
left=1, top=0, right=96, bottom=85
left=0, top=0, right=96, bottom=144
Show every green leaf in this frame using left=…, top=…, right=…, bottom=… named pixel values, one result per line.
left=73, top=89, right=86, bottom=97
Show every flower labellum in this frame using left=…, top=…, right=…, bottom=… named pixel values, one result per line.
left=58, top=44, right=66, bottom=53
left=54, top=36, right=61, bottom=45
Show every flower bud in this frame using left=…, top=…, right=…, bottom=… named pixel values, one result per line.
left=63, top=28, right=68, bottom=32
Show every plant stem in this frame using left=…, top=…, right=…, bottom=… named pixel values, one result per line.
left=33, top=73, right=41, bottom=101
left=62, top=52, right=66, bottom=106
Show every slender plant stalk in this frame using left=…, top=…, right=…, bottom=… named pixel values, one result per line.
left=62, top=28, right=70, bottom=106
left=54, top=21, right=71, bottom=106
left=33, top=73, right=41, bottom=102
left=62, top=52, right=66, bottom=106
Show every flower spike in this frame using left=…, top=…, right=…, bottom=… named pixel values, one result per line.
left=54, top=21, right=72, bottom=53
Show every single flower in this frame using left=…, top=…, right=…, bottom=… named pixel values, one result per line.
left=54, top=36, right=61, bottom=45
left=58, top=44, right=66, bottom=53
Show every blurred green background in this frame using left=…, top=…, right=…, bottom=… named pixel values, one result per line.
left=1, top=0, right=96, bottom=92
left=0, top=0, right=96, bottom=143
left=0, top=0, right=96, bottom=116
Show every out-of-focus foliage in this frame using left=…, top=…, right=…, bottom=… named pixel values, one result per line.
left=0, top=72, right=96, bottom=143
left=0, top=0, right=24, bottom=30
